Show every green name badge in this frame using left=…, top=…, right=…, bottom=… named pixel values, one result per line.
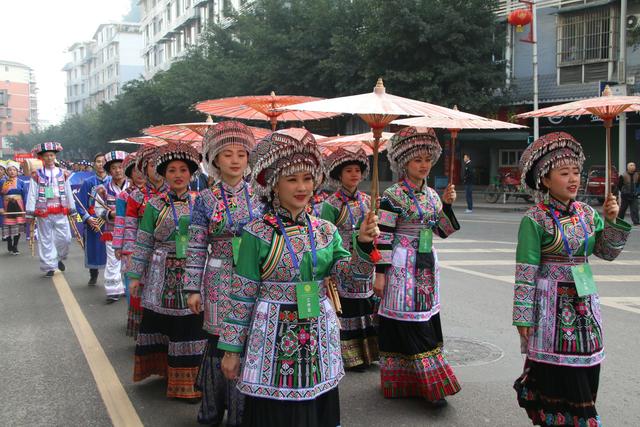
left=44, top=186, right=55, bottom=199
left=232, top=236, right=241, bottom=265
left=418, top=228, right=433, bottom=253
left=296, top=281, right=320, bottom=319
left=175, top=233, right=188, bottom=259
left=571, top=263, right=597, bottom=297
left=352, top=231, right=358, bottom=252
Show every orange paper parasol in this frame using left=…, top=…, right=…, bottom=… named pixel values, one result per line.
left=281, top=78, right=472, bottom=206
left=318, top=132, right=393, bottom=156
left=393, top=107, right=527, bottom=183
left=194, top=92, right=341, bottom=131
left=108, top=136, right=167, bottom=145
left=516, top=86, right=640, bottom=195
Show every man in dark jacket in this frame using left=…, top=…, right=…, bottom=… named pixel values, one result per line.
left=618, top=162, right=639, bottom=225
left=463, top=154, right=474, bottom=213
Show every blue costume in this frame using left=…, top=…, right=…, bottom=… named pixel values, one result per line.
left=76, top=173, right=109, bottom=269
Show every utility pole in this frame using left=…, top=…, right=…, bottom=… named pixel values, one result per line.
left=619, top=0, right=628, bottom=171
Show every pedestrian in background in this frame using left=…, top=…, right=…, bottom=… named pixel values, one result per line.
left=463, top=153, right=474, bottom=213
left=513, top=132, right=631, bottom=427
left=617, top=161, right=639, bottom=225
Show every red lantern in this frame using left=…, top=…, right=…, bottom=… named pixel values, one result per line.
left=508, top=9, right=533, bottom=32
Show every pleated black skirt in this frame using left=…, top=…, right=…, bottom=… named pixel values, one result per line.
left=514, top=359, right=601, bottom=426
left=241, top=387, right=340, bottom=427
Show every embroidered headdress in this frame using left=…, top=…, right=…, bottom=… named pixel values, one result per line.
left=5, top=161, right=20, bottom=171
left=155, top=142, right=202, bottom=176
left=122, top=152, right=138, bottom=178
left=250, top=128, right=324, bottom=198
left=387, top=126, right=442, bottom=176
left=33, top=142, right=63, bottom=155
left=135, top=143, right=161, bottom=178
left=104, top=150, right=128, bottom=173
left=202, top=121, right=256, bottom=180
left=325, top=147, right=370, bottom=189
left=519, top=132, right=585, bottom=192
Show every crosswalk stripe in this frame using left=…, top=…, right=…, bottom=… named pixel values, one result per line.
left=600, top=297, right=640, bottom=315
left=439, top=266, right=638, bottom=283
left=440, top=259, right=640, bottom=266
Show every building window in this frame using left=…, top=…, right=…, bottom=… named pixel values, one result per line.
left=556, top=5, right=618, bottom=84
left=0, top=90, right=7, bottom=106
left=499, top=149, right=523, bottom=167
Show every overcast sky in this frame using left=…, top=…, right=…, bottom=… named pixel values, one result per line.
left=0, top=0, right=134, bottom=127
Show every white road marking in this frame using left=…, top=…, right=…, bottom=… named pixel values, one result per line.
left=52, top=273, right=143, bottom=427
left=600, top=297, right=640, bottom=315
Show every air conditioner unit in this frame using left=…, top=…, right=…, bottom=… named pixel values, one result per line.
left=626, top=14, right=640, bottom=30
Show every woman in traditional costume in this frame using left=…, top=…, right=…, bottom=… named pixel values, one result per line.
left=218, top=129, right=379, bottom=427
left=127, top=142, right=206, bottom=401
left=1, top=161, right=28, bottom=254
left=374, top=126, right=461, bottom=405
left=184, top=121, right=262, bottom=426
left=320, top=148, right=378, bottom=371
left=513, top=132, right=631, bottom=427
left=120, top=144, right=168, bottom=338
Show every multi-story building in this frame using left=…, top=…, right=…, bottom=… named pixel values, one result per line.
left=444, top=0, right=639, bottom=185
left=139, top=0, right=252, bottom=79
left=0, top=60, right=38, bottom=157
left=63, top=41, right=94, bottom=116
left=63, top=22, right=144, bottom=116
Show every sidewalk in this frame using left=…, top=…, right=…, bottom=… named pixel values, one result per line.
left=452, top=188, right=533, bottom=213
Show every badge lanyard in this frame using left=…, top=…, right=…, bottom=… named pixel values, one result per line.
left=276, top=213, right=317, bottom=280
left=219, top=183, right=254, bottom=234
left=40, top=168, right=54, bottom=186
left=340, top=190, right=365, bottom=230
left=403, top=179, right=437, bottom=226
left=169, top=193, right=193, bottom=233
left=547, top=205, right=589, bottom=263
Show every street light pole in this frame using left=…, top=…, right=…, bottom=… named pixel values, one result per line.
left=531, top=0, right=539, bottom=139
left=619, top=0, right=628, bottom=171
left=520, top=0, right=539, bottom=139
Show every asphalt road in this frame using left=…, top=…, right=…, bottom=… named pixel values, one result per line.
left=1, top=208, right=638, bottom=427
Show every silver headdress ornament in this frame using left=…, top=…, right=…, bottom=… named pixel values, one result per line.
left=136, top=143, right=160, bottom=178
left=202, top=120, right=256, bottom=180
left=250, top=128, right=324, bottom=198
left=122, top=152, right=138, bottom=178
left=387, top=126, right=442, bottom=176
left=519, top=131, right=585, bottom=193
left=325, top=147, right=370, bottom=189
left=155, top=142, right=202, bottom=176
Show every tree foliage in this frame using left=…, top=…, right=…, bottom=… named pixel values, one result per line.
left=11, top=0, right=505, bottom=158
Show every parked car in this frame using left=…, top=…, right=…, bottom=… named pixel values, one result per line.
left=580, top=165, right=618, bottom=204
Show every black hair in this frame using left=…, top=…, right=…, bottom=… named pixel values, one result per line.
left=329, top=160, right=366, bottom=182
left=157, top=159, right=199, bottom=177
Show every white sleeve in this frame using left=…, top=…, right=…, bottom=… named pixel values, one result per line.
left=65, top=178, right=76, bottom=211
left=25, top=178, right=38, bottom=214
